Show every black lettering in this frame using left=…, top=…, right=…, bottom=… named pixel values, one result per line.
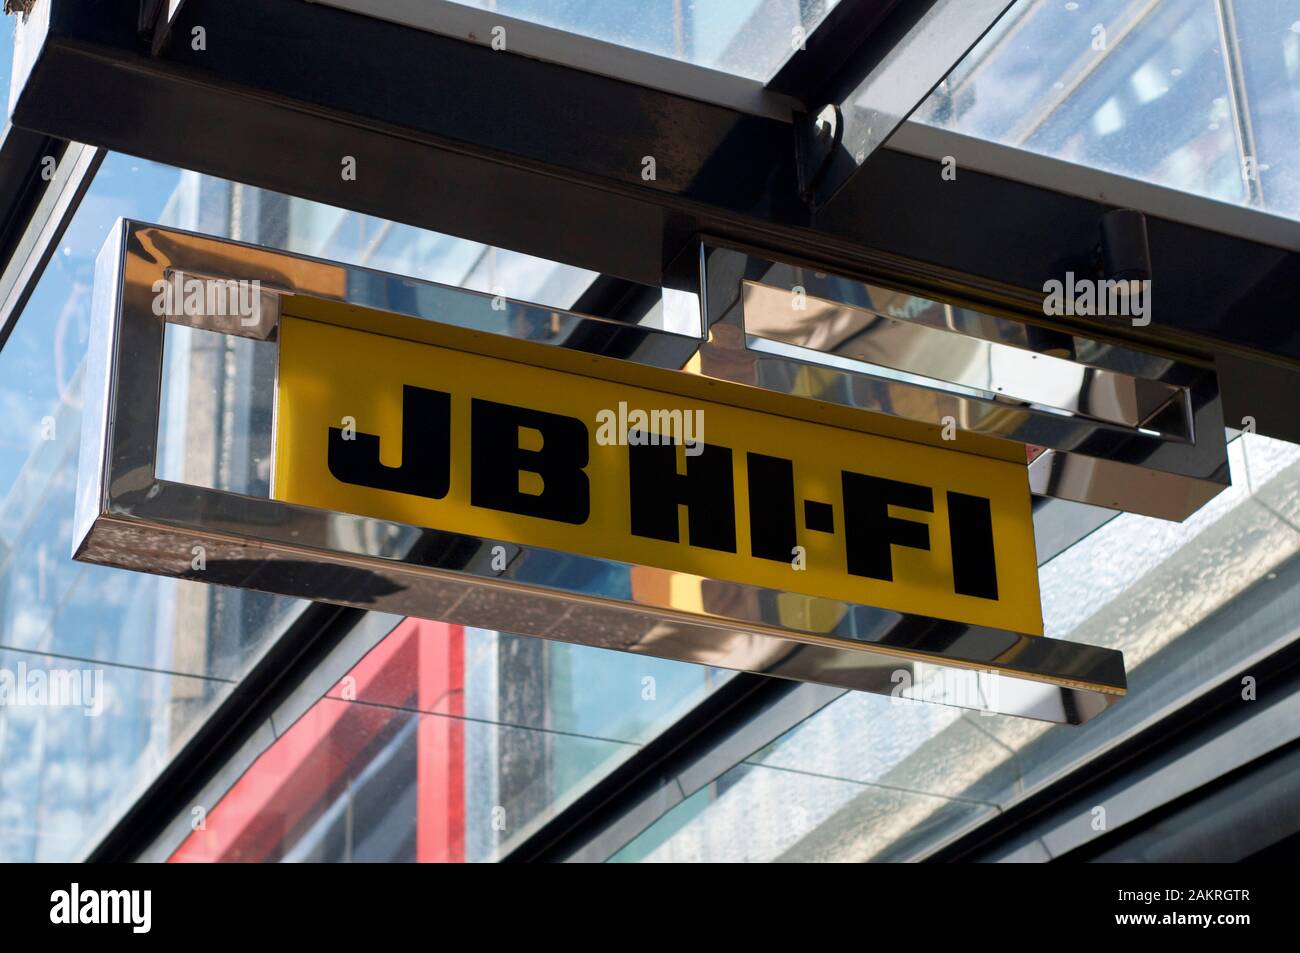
left=328, top=385, right=450, bottom=499
left=947, top=491, right=999, bottom=600
left=629, top=436, right=736, bottom=553
left=841, top=471, right=932, bottom=581
left=470, top=398, right=589, bottom=524
left=747, top=452, right=797, bottom=561
left=804, top=500, right=834, bottom=534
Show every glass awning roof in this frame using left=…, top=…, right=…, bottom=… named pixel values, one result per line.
left=340, top=0, right=1300, bottom=222
left=447, top=0, right=842, bottom=81
left=916, top=0, right=1300, bottom=221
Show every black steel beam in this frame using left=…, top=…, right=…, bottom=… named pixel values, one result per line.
left=0, top=128, right=64, bottom=262
left=766, top=0, right=905, bottom=104
left=822, top=146, right=1300, bottom=438
left=0, top=125, right=67, bottom=301
left=148, top=0, right=188, bottom=54
left=0, top=125, right=103, bottom=350
left=11, top=0, right=811, bottom=285
left=822, top=146, right=1300, bottom=362
left=9, top=0, right=1300, bottom=440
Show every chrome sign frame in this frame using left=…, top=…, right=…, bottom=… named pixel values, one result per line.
left=68, top=220, right=1201, bottom=725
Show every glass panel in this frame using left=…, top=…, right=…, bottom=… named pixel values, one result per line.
left=446, top=0, right=841, bottom=81
left=170, top=620, right=727, bottom=862
left=616, top=433, right=1300, bottom=861
left=1231, top=1, right=1300, bottom=216
left=610, top=764, right=994, bottom=862
left=155, top=325, right=278, bottom=496
left=918, top=0, right=1300, bottom=220
left=0, top=645, right=220, bottom=862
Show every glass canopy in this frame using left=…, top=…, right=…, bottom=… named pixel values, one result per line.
left=918, top=0, right=1300, bottom=220
left=319, top=1, right=1300, bottom=217
left=446, top=0, right=842, bottom=81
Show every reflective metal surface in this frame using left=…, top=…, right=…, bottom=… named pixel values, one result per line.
left=697, top=244, right=1229, bottom=521
left=740, top=282, right=1186, bottom=435
left=73, top=221, right=1129, bottom=724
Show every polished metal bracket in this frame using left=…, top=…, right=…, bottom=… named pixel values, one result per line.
left=73, top=221, right=1142, bottom=724
left=693, top=243, right=1229, bottom=522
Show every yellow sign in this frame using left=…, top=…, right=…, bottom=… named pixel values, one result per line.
left=274, top=315, right=1043, bottom=634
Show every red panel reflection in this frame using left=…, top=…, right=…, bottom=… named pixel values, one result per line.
left=170, top=619, right=464, bottom=862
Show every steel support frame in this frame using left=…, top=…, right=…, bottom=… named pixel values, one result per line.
left=4, top=0, right=1298, bottom=453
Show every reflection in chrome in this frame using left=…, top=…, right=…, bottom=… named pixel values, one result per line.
left=698, top=245, right=1227, bottom=522
left=69, top=221, right=1161, bottom=725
